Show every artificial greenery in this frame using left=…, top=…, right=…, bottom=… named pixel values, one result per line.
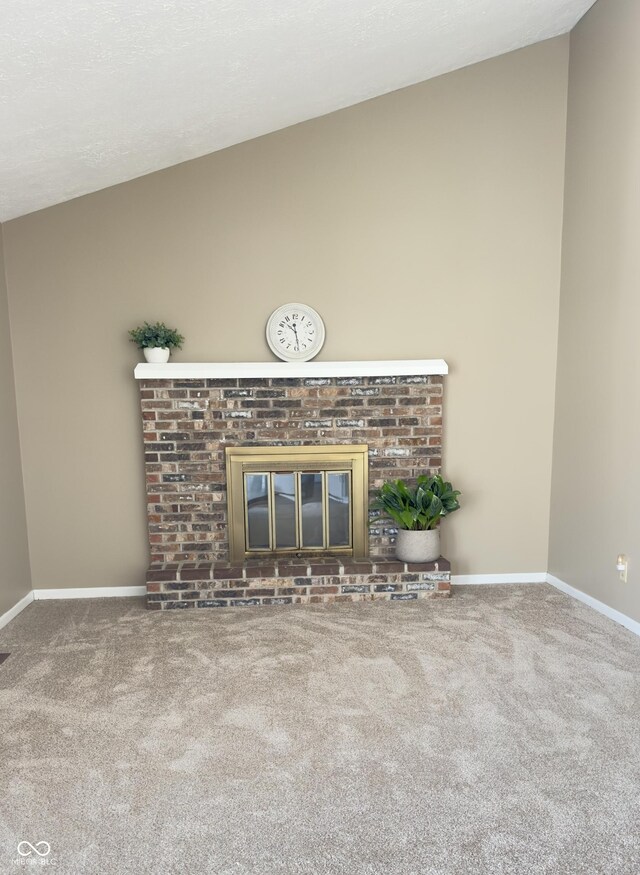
left=371, top=474, right=461, bottom=531
left=128, top=321, right=185, bottom=350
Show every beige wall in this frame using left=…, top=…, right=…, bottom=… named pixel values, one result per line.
left=550, top=0, right=640, bottom=621
left=3, top=37, right=569, bottom=590
left=0, top=227, right=32, bottom=614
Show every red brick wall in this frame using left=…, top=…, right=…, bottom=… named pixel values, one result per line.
left=138, top=374, right=443, bottom=563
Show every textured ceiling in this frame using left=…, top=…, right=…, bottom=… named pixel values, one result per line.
left=1, top=0, right=595, bottom=222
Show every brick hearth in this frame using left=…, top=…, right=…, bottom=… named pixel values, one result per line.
left=136, top=361, right=450, bottom=609
left=146, top=557, right=451, bottom=609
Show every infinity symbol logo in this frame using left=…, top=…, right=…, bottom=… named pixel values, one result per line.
left=17, top=841, right=51, bottom=857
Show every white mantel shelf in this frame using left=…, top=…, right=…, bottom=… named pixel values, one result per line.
left=134, top=359, right=448, bottom=380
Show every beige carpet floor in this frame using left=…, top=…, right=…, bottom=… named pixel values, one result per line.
left=0, top=584, right=639, bottom=875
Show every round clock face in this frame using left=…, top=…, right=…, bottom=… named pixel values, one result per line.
left=266, top=303, right=325, bottom=362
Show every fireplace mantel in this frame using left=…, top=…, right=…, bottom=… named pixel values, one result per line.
left=134, top=359, right=448, bottom=380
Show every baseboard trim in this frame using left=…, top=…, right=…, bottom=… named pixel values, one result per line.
left=4, top=577, right=638, bottom=639
left=546, top=574, right=640, bottom=638
left=451, top=572, right=547, bottom=585
left=0, top=590, right=34, bottom=631
left=33, top=586, right=146, bottom=600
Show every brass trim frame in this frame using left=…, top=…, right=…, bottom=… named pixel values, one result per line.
left=295, top=472, right=303, bottom=551
left=225, top=445, right=369, bottom=562
left=321, top=471, right=329, bottom=550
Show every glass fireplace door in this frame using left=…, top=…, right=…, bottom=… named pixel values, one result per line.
left=226, top=445, right=368, bottom=562
left=244, top=469, right=353, bottom=554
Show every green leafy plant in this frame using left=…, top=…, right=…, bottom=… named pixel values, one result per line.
left=371, top=474, right=461, bottom=531
left=128, top=321, right=185, bottom=350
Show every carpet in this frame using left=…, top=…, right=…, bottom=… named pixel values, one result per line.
left=0, top=584, right=639, bottom=874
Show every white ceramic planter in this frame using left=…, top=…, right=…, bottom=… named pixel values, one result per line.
left=395, top=528, right=440, bottom=563
left=143, top=347, right=171, bottom=364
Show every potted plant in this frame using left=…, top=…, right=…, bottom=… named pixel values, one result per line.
left=371, top=474, right=461, bottom=563
left=129, top=321, right=185, bottom=363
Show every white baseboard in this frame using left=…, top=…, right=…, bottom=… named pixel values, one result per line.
left=3, top=577, right=638, bottom=641
left=0, top=587, right=145, bottom=632
left=546, top=574, right=640, bottom=638
left=33, top=586, right=146, bottom=600
left=451, top=572, right=640, bottom=638
left=0, top=590, right=34, bottom=631
left=451, top=572, right=547, bottom=585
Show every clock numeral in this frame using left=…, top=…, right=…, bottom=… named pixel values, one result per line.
left=279, top=338, right=285, bottom=344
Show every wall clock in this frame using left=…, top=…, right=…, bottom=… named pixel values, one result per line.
left=266, top=303, right=325, bottom=362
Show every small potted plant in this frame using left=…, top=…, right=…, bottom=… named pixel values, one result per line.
left=129, top=321, right=185, bottom=363
left=371, top=474, right=461, bottom=563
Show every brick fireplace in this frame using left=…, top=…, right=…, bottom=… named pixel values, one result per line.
left=136, top=360, right=451, bottom=609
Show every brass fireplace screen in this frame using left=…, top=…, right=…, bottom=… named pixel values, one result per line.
left=225, top=445, right=369, bottom=562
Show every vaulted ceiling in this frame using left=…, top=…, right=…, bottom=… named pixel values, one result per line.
left=1, top=0, right=596, bottom=222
